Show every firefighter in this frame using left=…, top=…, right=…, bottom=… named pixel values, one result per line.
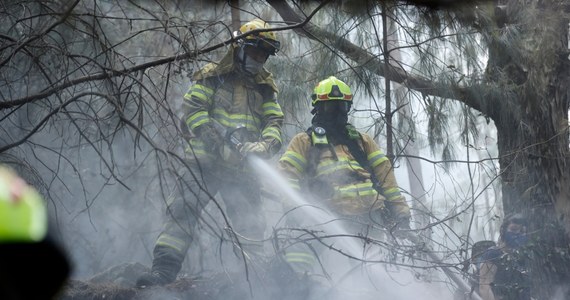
left=136, top=19, right=284, bottom=287
left=0, top=166, right=70, bottom=299
left=277, top=76, right=411, bottom=278
left=478, top=213, right=531, bottom=300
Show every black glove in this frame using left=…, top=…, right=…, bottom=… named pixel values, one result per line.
left=196, top=124, right=222, bottom=152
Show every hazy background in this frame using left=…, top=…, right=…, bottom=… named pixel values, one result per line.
left=0, top=1, right=519, bottom=299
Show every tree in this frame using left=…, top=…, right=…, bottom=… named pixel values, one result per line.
left=267, top=0, right=570, bottom=298
left=0, top=0, right=244, bottom=278
left=1, top=0, right=569, bottom=299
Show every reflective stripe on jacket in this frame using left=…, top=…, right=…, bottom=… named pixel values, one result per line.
left=279, top=131, right=410, bottom=218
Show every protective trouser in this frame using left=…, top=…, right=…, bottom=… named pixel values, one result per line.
left=283, top=211, right=386, bottom=278
left=150, top=165, right=266, bottom=282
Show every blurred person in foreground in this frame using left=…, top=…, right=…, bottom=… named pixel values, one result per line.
left=277, top=76, right=411, bottom=283
left=478, top=213, right=532, bottom=300
left=0, top=165, right=70, bottom=299
left=136, top=19, right=284, bottom=287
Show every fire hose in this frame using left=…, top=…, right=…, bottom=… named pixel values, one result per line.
left=210, top=119, right=246, bottom=152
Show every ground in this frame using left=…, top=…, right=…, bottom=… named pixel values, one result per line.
left=58, top=261, right=319, bottom=300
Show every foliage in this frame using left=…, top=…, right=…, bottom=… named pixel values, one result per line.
left=1, top=1, right=569, bottom=299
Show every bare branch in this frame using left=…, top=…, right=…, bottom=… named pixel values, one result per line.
left=267, top=0, right=507, bottom=120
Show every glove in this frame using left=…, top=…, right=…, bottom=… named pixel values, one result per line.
left=239, top=141, right=270, bottom=158
left=196, top=124, right=222, bottom=151
left=220, top=144, right=240, bottom=162
left=391, top=217, right=412, bottom=240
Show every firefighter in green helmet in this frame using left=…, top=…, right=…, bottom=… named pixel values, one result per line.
left=277, top=76, right=411, bottom=277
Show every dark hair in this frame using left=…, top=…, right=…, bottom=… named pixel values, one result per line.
left=499, top=213, right=528, bottom=238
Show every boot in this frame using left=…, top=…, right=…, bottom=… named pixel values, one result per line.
left=136, top=247, right=182, bottom=287
left=135, top=270, right=173, bottom=287
left=268, top=257, right=315, bottom=300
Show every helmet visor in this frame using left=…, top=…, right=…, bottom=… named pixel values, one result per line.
left=243, top=45, right=269, bottom=63
left=317, top=101, right=351, bottom=115
left=243, top=38, right=280, bottom=55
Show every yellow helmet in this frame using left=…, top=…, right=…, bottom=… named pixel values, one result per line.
left=0, top=166, right=47, bottom=243
left=238, top=19, right=280, bottom=55
left=311, top=76, right=353, bottom=106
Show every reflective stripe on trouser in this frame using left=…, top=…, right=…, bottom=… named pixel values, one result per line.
left=285, top=249, right=317, bottom=274
left=283, top=213, right=386, bottom=276
left=218, top=173, right=266, bottom=257
left=152, top=164, right=266, bottom=267
left=153, top=174, right=211, bottom=265
left=150, top=173, right=208, bottom=280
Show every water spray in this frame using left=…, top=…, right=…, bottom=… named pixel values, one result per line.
left=247, top=155, right=484, bottom=300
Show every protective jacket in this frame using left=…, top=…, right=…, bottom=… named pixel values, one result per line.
left=183, top=46, right=284, bottom=167
left=481, top=246, right=531, bottom=300
left=145, top=48, right=283, bottom=284
left=278, top=125, right=410, bottom=219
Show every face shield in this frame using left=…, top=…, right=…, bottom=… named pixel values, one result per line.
left=317, top=100, right=351, bottom=115
left=312, top=101, right=352, bottom=129
left=236, top=43, right=272, bottom=76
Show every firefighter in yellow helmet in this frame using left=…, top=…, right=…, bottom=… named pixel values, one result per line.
left=0, top=165, right=70, bottom=299
left=136, top=19, right=284, bottom=287
left=277, top=76, right=411, bottom=276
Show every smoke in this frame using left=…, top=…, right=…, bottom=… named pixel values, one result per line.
left=0, top=2, right=506, bottom=299
left=84, top=155, right=463, bottom=299
left=551, top=285, right=570, bottom=300
left=245, top=156, right=458, bottom=300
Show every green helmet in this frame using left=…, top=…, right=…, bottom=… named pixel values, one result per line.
left=0, top=166, right=47, bottom=243
left=311, top=76, right=353, bottom=106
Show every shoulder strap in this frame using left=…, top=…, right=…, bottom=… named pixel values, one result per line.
left=343, top=132, right=385, bottom=195
left=305, top=128, right=319, bottom=177
left=305, top=126, right=338, bottom=177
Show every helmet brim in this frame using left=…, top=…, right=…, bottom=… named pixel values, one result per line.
left=242, top=38, right=280, bottom=55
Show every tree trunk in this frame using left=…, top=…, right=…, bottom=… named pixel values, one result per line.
left=230, top=0, right=240, bottom=31
left=384, top=3, right=431, bottom=234
left=267, top=0, right=570, bottom=297
left=488, top=3, right=570, bottom=297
